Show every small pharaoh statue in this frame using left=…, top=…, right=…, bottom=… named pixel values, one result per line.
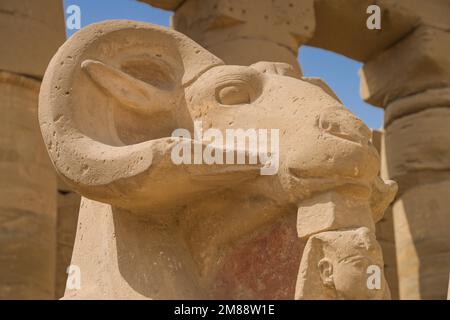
left=295, top=227, right=391, bottom=300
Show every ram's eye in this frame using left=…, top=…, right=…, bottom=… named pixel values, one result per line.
left=217, top=84, right=251, bottom=105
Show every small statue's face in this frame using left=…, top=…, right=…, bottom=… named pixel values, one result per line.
left=321, top=246, right=388, bottom=300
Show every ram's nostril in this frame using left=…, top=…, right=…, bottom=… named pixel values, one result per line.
left=320, top=119, right=331, bottom=130
left=319, top=115, right=341, bottom=133
left=319, top=108, right=371, bottom=144
left=320, top=119, right=341, bottom=133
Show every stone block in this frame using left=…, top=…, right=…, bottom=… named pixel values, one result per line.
left=384, top=108, right=450, bottom=181
left=384, top=87, right=450, bottom=126
left=360, top=26, right=450, bottom=107
left=297, top=192, right=375, bottom=239
left=309, top=0, right=418, bottom=62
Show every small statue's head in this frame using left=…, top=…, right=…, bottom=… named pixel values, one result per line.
left=296, top=227, right=390, bottom=300
left=39, top=20, right=392, bottom=214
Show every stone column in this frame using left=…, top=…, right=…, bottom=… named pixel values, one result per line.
left=372, top=130, right=399, bottom=300
left=55, top=179, right=81, bottom=299
left=0, top=72, right=57, bottom=299
left=361, top=25, right=450, bottom=299
left=0, top=0, right=66, bottom=299
left=141, top=0, right=315, bottom=74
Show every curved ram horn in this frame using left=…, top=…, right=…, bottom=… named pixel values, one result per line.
left=39, top=20, right=225, bottom=210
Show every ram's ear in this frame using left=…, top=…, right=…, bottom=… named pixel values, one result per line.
left=370, top=177, right=398, bottom=223
left=301, top=77, right=342, bottom=103
left=39, top=20, right=223, bottom=207
left=81, top=59, right=175, bottom=115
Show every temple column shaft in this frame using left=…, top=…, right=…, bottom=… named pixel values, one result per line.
left=361, top=24, right=450, bottom=300
left=145, top=0, right=315, bottom=72
left=0, top=0, right=66, bottom=299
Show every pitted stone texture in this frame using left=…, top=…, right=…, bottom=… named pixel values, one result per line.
left=0, top=71, right=57, bottom=299
left=393, top=181, right=450, bottom=300
left=40, top=21, right=394, bottom=299
left=361, top=26, right=450, bottom=107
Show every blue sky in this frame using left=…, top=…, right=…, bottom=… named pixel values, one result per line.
left=63, top=0, right=383, bottom=129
